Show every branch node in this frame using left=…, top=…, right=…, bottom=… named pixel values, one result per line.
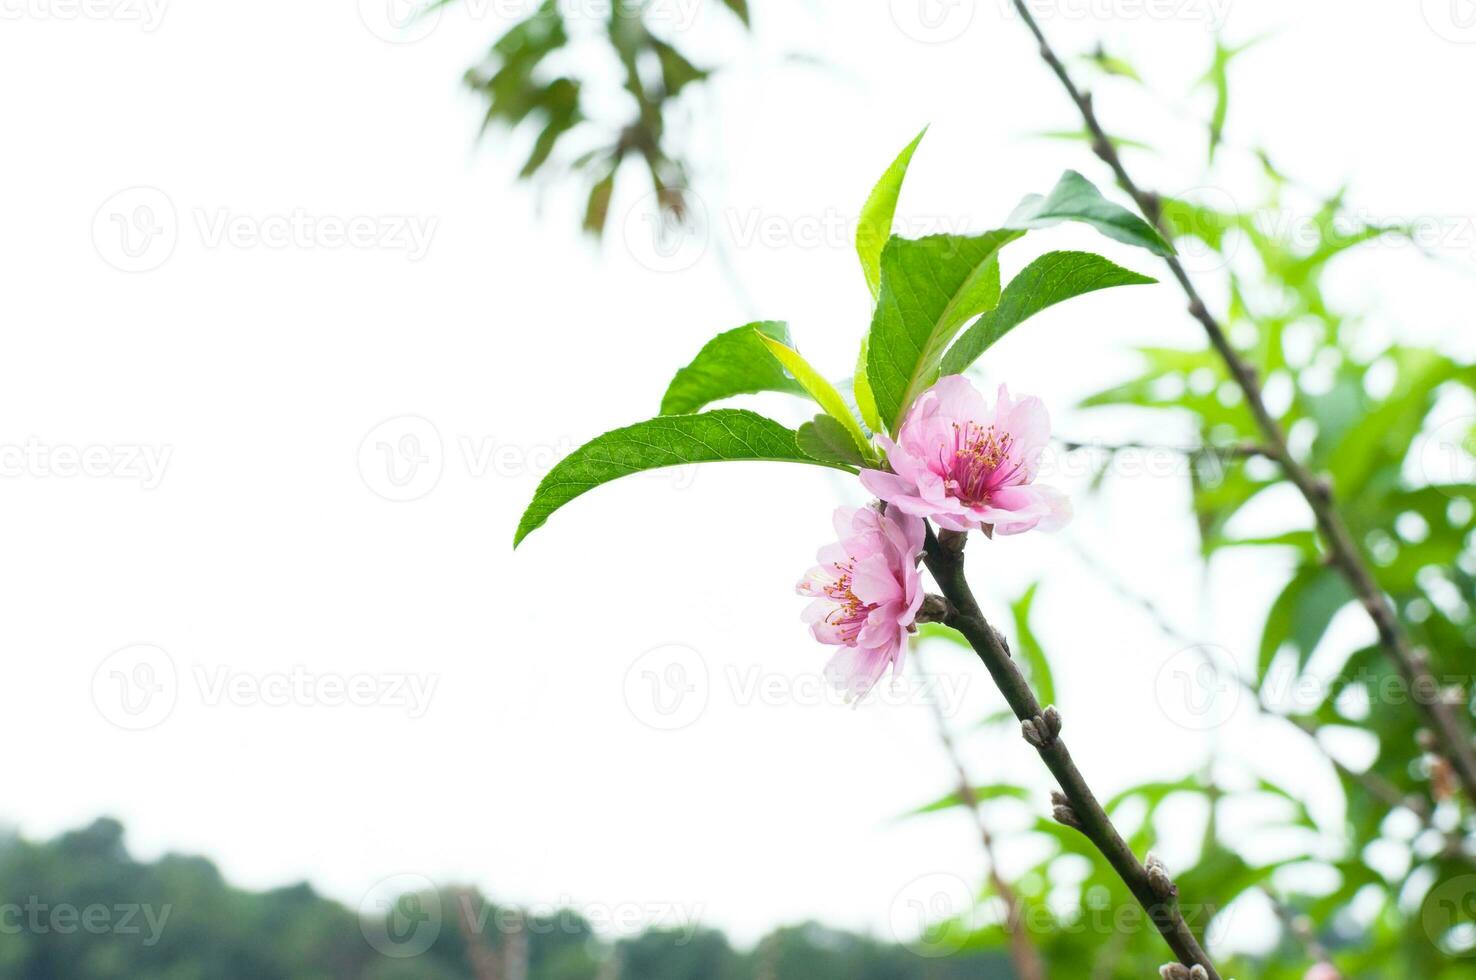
left=1023, top=707, right=1063, bottom=748
left=1160, top=965, right=1209, bottom=980
left=937, top=528, right=968, bottom=557
left=916, top=594, right=955, bottom=624
left=1145, top=852, right=1179, bottom=901
left=1141, top=190, right=1162, bottom=222
left=1050, top=791, right=1082, bottom=831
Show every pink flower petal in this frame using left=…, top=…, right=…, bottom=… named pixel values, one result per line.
left=986, top=484, right=1072, bottom=534
left=859, top=468, right=912, bottom=503
left=930, top=375, right=989, bottom=421
left=850, top=554, right=904, bottom=606
left=824, top=642, right=894, bottom=701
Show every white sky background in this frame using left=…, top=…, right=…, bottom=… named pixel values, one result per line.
left=2, top=0, right=1474, bottom=959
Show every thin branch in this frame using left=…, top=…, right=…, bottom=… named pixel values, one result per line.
left=922, top=526, right=1223, bottom=979
left=1262, top=888, right=1341, bottom=977
left=452, top=889, right=502, bottom=980
left=915, top=647, right=1047, bottom=980
left=1056, top=439, right=1268, bottom=459
left=1006, top=0, right=1476, bottom=808
left=1065, top=538, right=1471, bottom=853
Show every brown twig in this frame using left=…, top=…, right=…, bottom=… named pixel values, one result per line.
left=1056, top=439, right=1268, bottom=459
left=1263, top=888, right=1341, bottom=976
left=1065, top=538, right=1471, bottom=855
left=452, top=889, right=502, bottom=980
left=1006, top=0, right=1476, bottom=808
left=915, top=646, right=1047, bottom=980
left=923, top=526, right=1222, bottom=979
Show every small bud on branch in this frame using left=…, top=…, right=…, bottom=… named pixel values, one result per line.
left=1159, top=966, right=1209, bottom=980
left=916, top=594, right=954, bottom=624
left=1050, top=791, right=1083, bottom=831
left=1145, top=853, right=1178, bottom=901
left=1022, top=706, right=1064, bottom=749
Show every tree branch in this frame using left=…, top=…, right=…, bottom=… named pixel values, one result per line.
left=1056, top=439, right=1269, bottom=459
left=1066, top=537, right=1474, bottom=860
left=922, top=526, right=1222, bottom=979
left=1263, top=888, right=1342, bottom=977
left=1006, top=0, right=1476, bottom=808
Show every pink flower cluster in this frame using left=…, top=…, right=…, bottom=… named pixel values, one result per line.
left=797, top=505, right=925, bottom=701
left=862, top=377, right=1071, bottom=535
left=797, top=375, right=1070, bottom=699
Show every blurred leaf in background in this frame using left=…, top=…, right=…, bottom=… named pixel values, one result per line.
left=459, top=0, right=750, bottom=238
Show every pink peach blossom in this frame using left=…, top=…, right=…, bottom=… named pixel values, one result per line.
left=1303, top=965, right=1341, bottom=980
left=861, top=376, right=1071, bottom=535
left=797, top=505, right=926, bottom=700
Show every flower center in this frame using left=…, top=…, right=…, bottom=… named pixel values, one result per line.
left=824, top=560, right=876, bottom=642
left=944, top=422, right=1018, bottom=506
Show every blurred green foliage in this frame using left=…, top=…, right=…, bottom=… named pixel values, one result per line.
left=906, top=40, right=1476, bottom=980
left=457, top=0, right=749, bottom=236
left=0, top=818, right=1013, bottom=979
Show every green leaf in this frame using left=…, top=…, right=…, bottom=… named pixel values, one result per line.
left=754, top=332, right=872, bottom=461
left=513, top=410, right=852, bottom=547
left=1159, top=196, right=1235, bottom=252
left=1011, top=583, right=1055, bottom=708
left=1212, top=529, right=1319, bottom=555
left=1007, top=170, right=1174, bottom=257
left=660, top=322, right=807, bottom=415
left=1030, top=129, right=1154, bottom=153
left=853, top=336, right=881, bottom=433
left=582, top=170, right=616, bottom=237
left=973, top=708, right=1016, bottom=730
left=1327, top=347, right=1453, bottom=499
left=1203, top=39, right=1231, bottom=161
left=856, top=127, right=927, bottom=299
left=1105, top=777, right=1204, bottom=814
left=517, top=79, right=581, bottom=178
left=913, top=622, right=972, bottom=649
left=1257, top=565, right=1354, bottom=678
left=1198, top=36, right=1266, bottom=162
left=866, top=231, right=1018, bottom=432
left=796, top=414, right=867, bottom=467
left=901, top=784, right=1030, bottom=818
left=1081, top=46, right=1142, bottom=81
left=649, top=39, right=708, bottom=97
left=940, top=251, right=1156, bottom=375
left=717, top=0, right=749, bottom=26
